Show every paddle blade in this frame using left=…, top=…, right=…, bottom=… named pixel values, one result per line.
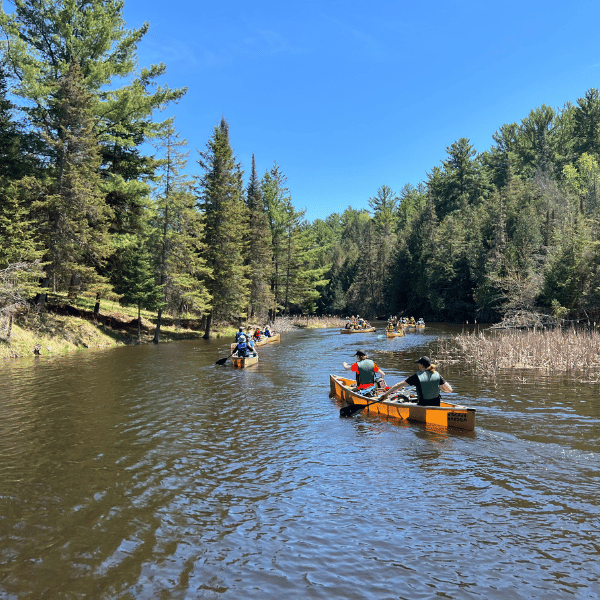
left=340, top=403, right=365, bottom=417
left=215, top=357, right=229, bottom=365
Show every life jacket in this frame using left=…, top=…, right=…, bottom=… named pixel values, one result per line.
left=355, top=359, right=376, bottom=388
left=236, top=341, right=249, bottom=357
left=415, top=370, right=441, bottom=403
left=235, top=331, right=244, bottom=341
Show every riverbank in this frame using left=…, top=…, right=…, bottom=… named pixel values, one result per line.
left=0, top=306, right=346, bottom=359
left=0, top=307, right=236, bottom=359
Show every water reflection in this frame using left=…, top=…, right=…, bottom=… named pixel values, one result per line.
left=0, top=324, right=599, bottom=599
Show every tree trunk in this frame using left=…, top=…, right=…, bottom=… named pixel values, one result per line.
left=93, top=293, right=101, bottom=318
left=203, top=312, right=212, bottom=339
left=137, top=304, right=142, bottom=344
left=153, top=308, right=162, bottom=343
left=6, top=314, right=13, bottom=341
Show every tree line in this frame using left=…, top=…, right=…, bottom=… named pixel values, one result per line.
left=2, top=1, right=600, bottom=338
left=313, top=92, right=600, bottom=324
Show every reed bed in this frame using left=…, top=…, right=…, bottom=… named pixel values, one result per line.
left=273, top=315, right=346, bottom=330
left=437, top=327, right=600, bottom=383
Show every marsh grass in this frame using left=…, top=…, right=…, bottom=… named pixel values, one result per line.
left=437, top=327, right=600, bottom=383
left=284, top=315, right=347, bottom=329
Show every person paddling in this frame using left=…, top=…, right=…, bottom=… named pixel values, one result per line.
left=234, top=335, right=256, bottom=358
left=382, top=356, right=452, bottom=406
left=343, top=350, right=385, bottom=392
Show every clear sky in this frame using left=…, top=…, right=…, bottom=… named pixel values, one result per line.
left=122, top=0, right=600, bottom=222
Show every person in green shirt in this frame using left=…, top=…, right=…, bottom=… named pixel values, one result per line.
left=384, top=356, right=452, bottom=406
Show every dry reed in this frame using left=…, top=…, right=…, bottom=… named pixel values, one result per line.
left=437, top=327, right=600, bottom=382
left=273, top=315, right=346, bottom=330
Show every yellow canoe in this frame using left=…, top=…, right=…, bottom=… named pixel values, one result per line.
left=385, top=330, right=404, bottom=337
left=329, top=374, right=475, bottom=431
left=340, top=327, right=376, bottom=334
left=231, top=353, right=259, bottom=368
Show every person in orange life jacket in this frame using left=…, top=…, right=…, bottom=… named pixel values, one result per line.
left=343, top=350, right=385, bottom=390
left=384, top=356, right=452, bottom=406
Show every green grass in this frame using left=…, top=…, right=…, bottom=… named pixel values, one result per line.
left=0, top=294, right=239, bottom=360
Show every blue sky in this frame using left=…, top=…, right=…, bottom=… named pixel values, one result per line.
left=122, top=0, right=600, bottom=222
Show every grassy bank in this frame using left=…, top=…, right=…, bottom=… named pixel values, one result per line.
left=0, top=296, right=346, bottom=360
left=0, top=297, right=237, bottom=359
left=437, top=327, right=600, bottom=383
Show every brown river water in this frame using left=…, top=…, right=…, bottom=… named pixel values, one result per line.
left=0, top=323, right=599, bottom=599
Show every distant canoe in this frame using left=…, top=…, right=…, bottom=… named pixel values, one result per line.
left=385, top=330, right=404, bottom=338
left=231, top=353, right=258, bottom=368
left=265, top=333, right=280, bottom=343
left=340, top=327, right=376, bottom=334
left=329, top=374, right=475, bottom=431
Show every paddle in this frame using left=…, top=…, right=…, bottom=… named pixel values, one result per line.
left=216, top=351, right=236, bottom=365
left=340, top=390, right=410, bottom=417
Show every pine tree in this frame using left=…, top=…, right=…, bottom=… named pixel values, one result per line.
left=114, top=235, right=163, bottom=343
left=34, top=60, right=112, bottom=306
left=1, top=0, right=185, bottom=311
left=245, top=154, right=273, bottom=320
left=196, top=117, right=249, bottom=336
left=150, top=119, right=211, bottom=342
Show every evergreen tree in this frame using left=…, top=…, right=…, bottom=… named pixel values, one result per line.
left=262, top=162, right=325, bottom=315
left=33, top=60, right=112, bottom=306
left=573, top=88, right=600, bottom=159
left=150, top=119, right=211, bottom=342
left=113, top=235, right=163, bottom=343
left=428, top=138, right=488, bottom=219
left=245, top=154, right=273, bottom=320
left=1, top=0, right=185, bottom=311
left=196, top=117, right=248, bottom=336
left=368, top=185, right=398, bottom=314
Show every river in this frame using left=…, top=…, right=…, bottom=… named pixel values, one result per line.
left=0, top=323, right=598, bottom=599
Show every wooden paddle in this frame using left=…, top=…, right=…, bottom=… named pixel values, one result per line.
left=340, top=390, right=410, bottom=417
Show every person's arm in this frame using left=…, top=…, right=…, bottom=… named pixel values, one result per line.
left=374, top=364, right=385, bottom=378
left=379, top=379, right=408, bottom=400
left=441, top=381, right=453, bottom=393
left=343, top=361, right=354, bottom=371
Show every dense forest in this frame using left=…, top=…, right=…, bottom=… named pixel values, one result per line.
left=2, top=1, right=600, bottom=338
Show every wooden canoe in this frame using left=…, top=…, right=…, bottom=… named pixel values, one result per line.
left=231, top=353, right=259, bottom=368
left=340, top=327, right=376, bottom=334
left=386, top=330, right=404, bottom=337
left=329, top=374, right=475, bottom=431
left=265, top=333, right=280, bottom=343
